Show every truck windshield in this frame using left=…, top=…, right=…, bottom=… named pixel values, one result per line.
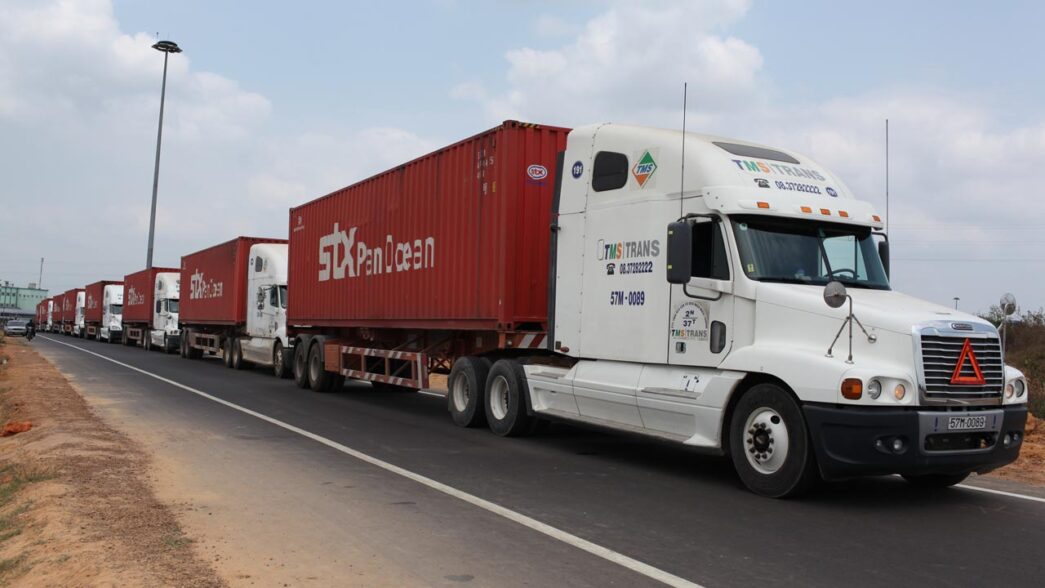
left=110, top=304, right=123, bottom=314
left=168, top=299, right=180, bottom=313
left=731, top=215, right=890, bottom=290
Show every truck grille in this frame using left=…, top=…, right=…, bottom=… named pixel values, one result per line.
left=920, top=335, right=1003, bottom=401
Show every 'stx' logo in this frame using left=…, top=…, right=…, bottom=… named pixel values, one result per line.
left=318, top=223, right=358, bottom=281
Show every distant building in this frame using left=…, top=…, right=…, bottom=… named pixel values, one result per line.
left=0, top=281, right=48, bottom=320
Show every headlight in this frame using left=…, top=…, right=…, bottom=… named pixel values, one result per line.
left=867, top=379, right=882, bottom=399
left=1015, top=380, right=1026, bottom=398
left=1005, top=383, right=1015, bottom=399
left=893, top=383, right=906, bottom=401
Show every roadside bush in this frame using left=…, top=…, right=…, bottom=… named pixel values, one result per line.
left=981, top=307, right=1045, bottom=417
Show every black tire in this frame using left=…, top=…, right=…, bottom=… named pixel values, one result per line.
left=273, top=342, right=291, bottom=379
left=448, top=357, right=491, bottom=428
left=308, top=342, right=334, bottom=392
left=231, top=339, right=247, bottom=370
left=223, top=337, right=234, bottom=368
left=293, top=342, right=309, bottom=389
left=484, top=359, right=534, bottom=437
left=901, top=473, right=970, bottom=488
left=179, top=332, right=188, bottom=357
left=729, top=383, right=819, bottom=498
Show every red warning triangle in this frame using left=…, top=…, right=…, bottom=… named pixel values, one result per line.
left=950, top=339, right=986, bottom=385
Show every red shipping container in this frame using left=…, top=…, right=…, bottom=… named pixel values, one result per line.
left=180, top=237, right=286, bottom=326
left=123, top=267, right=179, bottom=324
left=60, top=288, right=83, bottom=323
left=84, top=280, right=122, bottom=323
left=287, top=121, right=570, bottom=332
left=36, top=299, right=50, bottom=324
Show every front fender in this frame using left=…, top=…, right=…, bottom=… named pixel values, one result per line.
left=720, top=345, right=876, bottom=404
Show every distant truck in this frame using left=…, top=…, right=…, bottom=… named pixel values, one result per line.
left=122, top=267, right=180, bottom=352
left=286, top=120, right=1028, bottom=497
left=59, top=288, right=84, bottom=336
left=35, top=298, right=53, bottom=332
left=177, top=237, right=290, bottom=376
left=84, top=280, right=124, bottom=343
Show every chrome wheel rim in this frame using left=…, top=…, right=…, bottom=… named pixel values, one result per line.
left=489, top=375, right=510, bottom=421
left=743, top=408, right=790, bottom=474
left=451, top=375, right=470, bottom=413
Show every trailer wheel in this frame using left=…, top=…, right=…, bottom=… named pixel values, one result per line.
left=231, top=339, right=247, bottom=370
left=273, top=342, right=291, bottom=379
left=901, top=473, right=970, bottom=488
left=308, top=342, right=334, bottom=392
left=728, top=384, right=819, bottom=498
left=293, top=342, right=309, bottom=389
left=448, top=357, right=491, bottom=428
left=484, top=359, right=534, bottom=437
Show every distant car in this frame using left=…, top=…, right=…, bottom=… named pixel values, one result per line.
left=3, top=320, right=28, bottom=337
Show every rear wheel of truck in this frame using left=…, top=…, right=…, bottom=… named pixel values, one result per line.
left=484, top=359, right=534, bottom=437
left=231, top=339, right=247, bottom=370
left=308, top=342, right=334, bottom=392
left=223, top=338, right=234, bottom=368
left=729, top=384, right=819, bottom=498
left=293, top=342, right=309, bottom=389
left=273, top=342, right=291, bottom=379
left=901, top=473, right=970, bottom=488
left=448, top=357, right=491, bottom=428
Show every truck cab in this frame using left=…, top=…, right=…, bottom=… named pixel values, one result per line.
left=240, top=243, right=290, bottom=376
left=100, top=284, right=124, bottom=342
left=73, top=291, right=86, bottom=337
left=530, top=123, right=1028, bottom=496
left=150, top=272, right=181, bottom=351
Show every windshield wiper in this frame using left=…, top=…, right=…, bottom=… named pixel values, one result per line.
left=758, top=277, right=818, bottom=285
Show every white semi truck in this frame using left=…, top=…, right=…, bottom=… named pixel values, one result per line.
left=84, top=281, right=124, bottom=342
left=122, top=268, right=181, bottom=352
left=179, top=240, right=291, bottom=377
left=72, top=291, right=86, bottom=337
left=289, top=121, right=1028, bottom=497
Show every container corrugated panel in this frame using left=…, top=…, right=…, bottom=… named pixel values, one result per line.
left=180, top=237, right=287, bottom=325
left=287, top=121, right=570, bottom=331
left=84, top=280, right=122, bottom=323
left=123, top=267, right=178, bottom=324
left=60, top=289, right=83, bottom=323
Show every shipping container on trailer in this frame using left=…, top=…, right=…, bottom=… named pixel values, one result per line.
left=59, top=288, right=84, bottom=335
left=122, top=267, right=181, bottom=351
left=178, top=237, right=286, bottom=359
left=35, top=299, right=50, bottom=328
left=287, top=120, right=570, bottom=390
left=83, top=280, right=123, bottom=341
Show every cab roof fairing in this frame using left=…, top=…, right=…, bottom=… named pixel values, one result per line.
left=571, top=123, right=878, bottom=225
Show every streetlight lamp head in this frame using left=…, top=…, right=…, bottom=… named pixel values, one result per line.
left=152, top=40, right=182, bottom=54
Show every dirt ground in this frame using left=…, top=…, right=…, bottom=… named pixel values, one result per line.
left=0, top=338, right=224, bottom=587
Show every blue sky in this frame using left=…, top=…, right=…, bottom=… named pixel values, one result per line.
left=2, top=0, right=1043, bottom=313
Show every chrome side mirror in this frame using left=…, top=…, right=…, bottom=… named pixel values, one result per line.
left=823, top=281, right=847, bottom=309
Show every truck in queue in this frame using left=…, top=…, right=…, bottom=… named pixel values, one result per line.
left=36, top=298, right=53, bottom=332
left=286, top=120, right=1028, bottom=497
left=122, top=267, right=181, bottom=351
left=84, top=280, right=124, bottom=343
left=177, top=237, right=291, bottom=375
left=59, top=288, right=84, bottom=336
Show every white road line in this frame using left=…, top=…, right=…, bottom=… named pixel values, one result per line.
left=39, top=336, right=703, bottom=588
left=956, top=484, right=1045, bottom=503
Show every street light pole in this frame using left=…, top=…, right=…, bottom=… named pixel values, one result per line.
left=146, top=40, right=182, bottom=269
left=953, top=297, right=960, bottom=310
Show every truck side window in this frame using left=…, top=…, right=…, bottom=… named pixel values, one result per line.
left=692, top=220, right=730, bottom=280
left=592, top=151, right=629, bottom=192
left=269, top=286, right=279, bottom=308
left=156, top=300, right=162, bottom=314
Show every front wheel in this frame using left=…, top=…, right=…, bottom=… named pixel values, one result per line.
left=273, top=342, right=291, bottom=379
left=728, top=383, right=820, bottom=498
left=901, top=473, right=970, bottom=488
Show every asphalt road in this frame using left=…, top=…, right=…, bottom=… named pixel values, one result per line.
left=33, top=335, right=1045, bottom=588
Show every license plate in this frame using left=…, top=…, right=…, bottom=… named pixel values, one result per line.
left=948, top=415, right=987, bottom=431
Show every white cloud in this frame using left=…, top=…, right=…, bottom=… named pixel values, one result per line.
left=0, top=0, right=436, bottom=292
left=458, top=0, right=762, bottom=126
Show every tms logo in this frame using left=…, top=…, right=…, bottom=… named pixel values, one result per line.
left=319, top=223, right=436, bottom=282
left=189, top=270, right=224, bottom=300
